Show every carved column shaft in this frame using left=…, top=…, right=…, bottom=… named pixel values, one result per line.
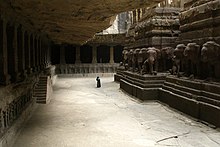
left=27, top=32, right=32, bottom=74
left=60, top=45, right=66, bottom=64
left=75, top=46, right=81, bottom=64
left=39, top=38, right=42, bottom=69
left=92, top=45, right=97, bottom=64
left=31, top=34, right=36, bottom=71
left=21, top=27, right=26, bottom=75
left=0, top=18, right=10, bottom=85
left=35, top=36, right=39, bottom=70
left=110, top=46, right=114, bottom=64
left=133, top=10, right=136, bottom=23
left=13, top=24, right=19, bottom=81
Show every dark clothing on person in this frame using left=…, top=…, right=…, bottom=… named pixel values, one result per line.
left=96, top=77, right=101, bottom=88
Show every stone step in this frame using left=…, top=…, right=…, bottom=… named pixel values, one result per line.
left=33, top=93, right=46, bottom=97
left=36, top=100, right=47, bottom=104
left=159, top=88, right=220, bottom=127
left=166, top=76, right=220, bottom=95
left=35, top=87, right=47, bottom=90
left=162, top=84, right=193, bottom=99
left=164, top=81, right=201, bottom=96
left=36, top=97, right=46, bottom=100
left=159, top=88, right=199, bottom=118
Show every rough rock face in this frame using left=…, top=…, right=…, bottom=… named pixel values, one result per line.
left=0, top=0, right=163, bottom=44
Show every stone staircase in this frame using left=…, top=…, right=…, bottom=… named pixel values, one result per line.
left=159, top=76, right=220, bottom=127
left=33, top=76, right=52, bottom=104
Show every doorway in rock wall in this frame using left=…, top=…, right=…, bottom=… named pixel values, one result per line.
left=97, top=45, right=110, bottom=63
left=65, top=45, right=76, bottom=64
left=114, top=45, right=123, bottom=63
left=51, top=44, right=60, bottom=65
left=80, top=45, right=92, bottom=63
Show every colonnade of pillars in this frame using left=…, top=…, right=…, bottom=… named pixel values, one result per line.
left=59, top=45, right=116, bottom=64
left=0, top=16, right=51, bottom=85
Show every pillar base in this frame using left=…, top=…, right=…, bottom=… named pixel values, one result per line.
left=75, top=61, right=81, bottom=64
left=110, top=60, right=115, bottom=64
left=20, top=70, right=27, bottom=79
left=0, top=74, right=11, bottom=86
left=26, top=68, right=33, bottom=75
left=14, top=72, right=22, bottom=82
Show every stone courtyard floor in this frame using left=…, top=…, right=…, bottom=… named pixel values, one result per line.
left=13, top=76, right=220, bottom=147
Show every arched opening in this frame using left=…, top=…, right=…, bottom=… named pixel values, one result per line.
left=6, top=23, right=15, bottom=82
left=97, top=45, right=110, bottom=63
left=114, top=45, right=123, bottom=63
left=65, top=45, right=76, bottom=64
left=80, top=45, right=92, bottom=63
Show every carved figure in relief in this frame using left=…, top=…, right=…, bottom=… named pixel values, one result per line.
left=122, top=49, right=129, bottom=69
left=184, top=43, right=201, bottom=77
left=172, top=44, right=186, bottom=76
left=201, top=41, right=220, bottom=78
left=160, top=47, right=174, bottom=71
left=143, top=47, right=160, bottom=75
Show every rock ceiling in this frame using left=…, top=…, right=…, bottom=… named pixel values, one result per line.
left=1, top=0, right=163, bottom=44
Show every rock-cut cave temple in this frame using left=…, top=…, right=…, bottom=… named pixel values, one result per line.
left=1, top=0, right=220, bottom=146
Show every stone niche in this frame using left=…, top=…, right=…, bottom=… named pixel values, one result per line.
left=126, top=1, right=181, bottom=49
left=179, top=0, right=220, bottom=45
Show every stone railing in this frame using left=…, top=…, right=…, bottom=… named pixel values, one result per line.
left=56, top=63, right=119, bottom=74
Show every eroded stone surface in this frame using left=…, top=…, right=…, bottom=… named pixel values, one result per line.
left=0, top=0, right=163, bottom=44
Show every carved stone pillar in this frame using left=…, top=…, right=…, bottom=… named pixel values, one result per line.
left=60, top=44, right=66, bottom=64
left=13, top=24, right=20, bottom=81
left=41, top=40, right=45, bottom=68
left=75, top=46, right=81, bottom=64
left=39, top=38, right=43, bottom=69
left=133, top=10, right=136, bottom=24
left=92, top=45, right=97, bottom=64
left=20, top=27, right=27, bottom=77
left=180, top=0, right=184, bottom=10
left=35, top=36, right=39, bottom=71
left=0, top=18, right=10, bottom=85
left=47, top=43, right=51, bottom=66
left=31, top=34, right=36, bottom=72
left=109, top=46, right=114, bottom=64
left=27, top=32, right=32, bottom=74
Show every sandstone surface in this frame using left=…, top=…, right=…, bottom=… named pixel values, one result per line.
left=0, top=0, right=163, bottom=44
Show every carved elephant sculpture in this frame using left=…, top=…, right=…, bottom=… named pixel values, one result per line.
left=137, top=48, right=148, bottom=74
left=122, top=49, right=129, bottom=69
left=127, top=49, right=134, bottom=70
left=160, top=47, right=174, bottom=71
left=201, top=41, right=220, bottom=78
left=143, top=47, right=160, bottom=75
left=184, top=43, right=200, bottom=77
left=132, top=48, right=140, bottom=72
left=172, top=44, right=186, bottom=76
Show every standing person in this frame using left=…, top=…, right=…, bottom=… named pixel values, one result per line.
left=96, top=76, right=101, bottom=88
